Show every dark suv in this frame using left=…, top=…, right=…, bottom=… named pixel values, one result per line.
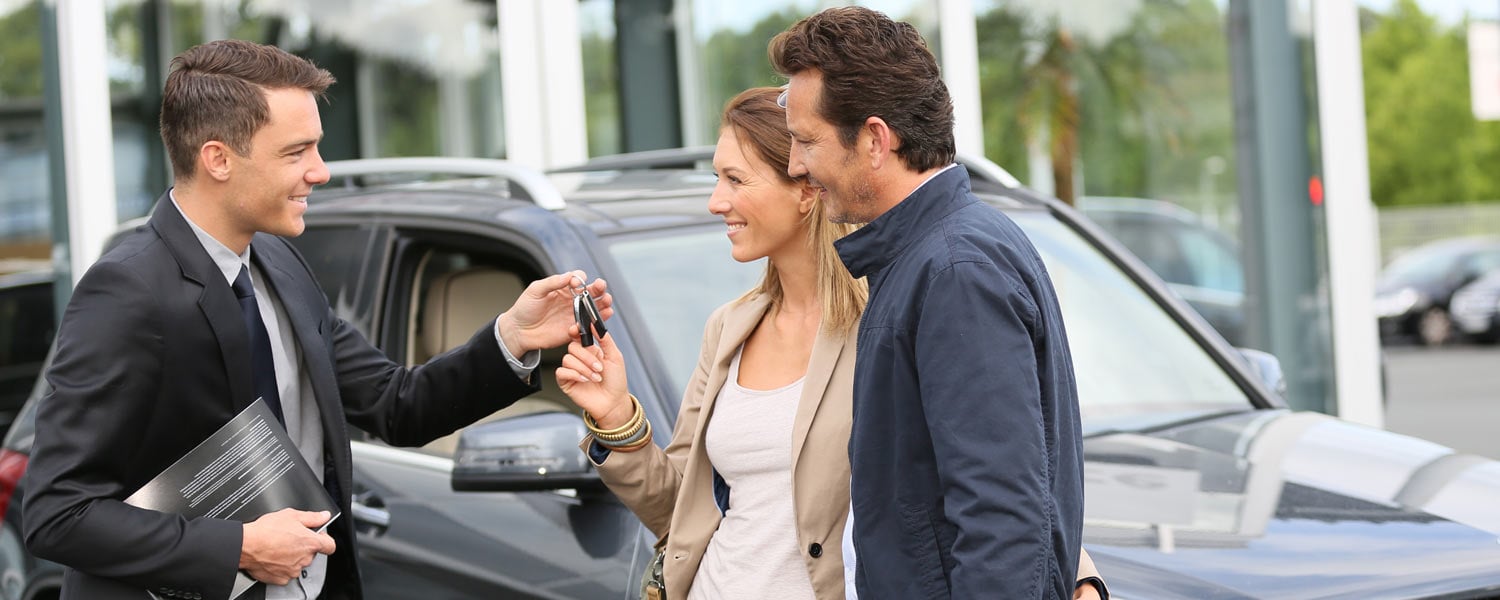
left=0, top=270, right=53, bottom=435
left=3, top=152, right=1499, bottom=599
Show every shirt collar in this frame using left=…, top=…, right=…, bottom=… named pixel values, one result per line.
left=834, top=164, right=974, bottom=278
left=169, top=189, right=252, bottom=287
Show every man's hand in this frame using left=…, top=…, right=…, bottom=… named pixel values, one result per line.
left=241, top=509, right=336, bottom=585
left=1074, top=581, right=1103, bottom=600
left=498, top=270, right=613, bottom=355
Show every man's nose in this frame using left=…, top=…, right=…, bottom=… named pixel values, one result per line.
left=787, top=144, right=808, bottom=178
left=307, top=149, right=330, bottom=185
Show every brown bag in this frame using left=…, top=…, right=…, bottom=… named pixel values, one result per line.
left=641, top=535, right=667, bottom=600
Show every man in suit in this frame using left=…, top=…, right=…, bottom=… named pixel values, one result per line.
left=21, top=39, right=609, bottom=600
left=771, top=8, right=1090, bottom=599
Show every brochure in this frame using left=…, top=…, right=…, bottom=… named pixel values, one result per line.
left=125, top=399, right=340, bottom=600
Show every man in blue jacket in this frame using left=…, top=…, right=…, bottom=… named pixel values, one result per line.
left=771, top=7, right=1086, bottom=598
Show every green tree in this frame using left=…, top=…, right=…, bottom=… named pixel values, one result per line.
left=0, top=1, right=43, bottom=100
left=978, top=0, right=1231, bottom=207
left=1362, top=0, right=1500, bottom=206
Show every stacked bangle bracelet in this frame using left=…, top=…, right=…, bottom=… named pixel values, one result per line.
left=586, top=394, right=653, bottom=452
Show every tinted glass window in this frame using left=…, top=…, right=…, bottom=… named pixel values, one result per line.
left=606, top=211, right=1250, bottom=432
left=0, top=279, right=55, bottom=417
left=606, top=229, right=763, bottom=395
left=288, top=226, right=373, bottom=310
left=1176, top=224, right=1244, bottom=294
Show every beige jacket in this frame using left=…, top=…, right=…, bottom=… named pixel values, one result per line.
left=584, top=294, right=1101, bottom=599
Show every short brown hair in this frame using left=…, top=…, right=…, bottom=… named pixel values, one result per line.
left=722, top=88, right=867, bottom=333
left=160, top=39, right=335, bottom=180
left=768, top=7, right=954, bottom=171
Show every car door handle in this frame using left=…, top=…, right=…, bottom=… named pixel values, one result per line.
left=351, top=494, right=391, bottom=529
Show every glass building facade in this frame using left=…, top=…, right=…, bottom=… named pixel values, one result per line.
left=1, top=0, right=1359, bottom=415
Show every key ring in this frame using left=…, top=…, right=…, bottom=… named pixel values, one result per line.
left=572, top=273, right=607, bottom=346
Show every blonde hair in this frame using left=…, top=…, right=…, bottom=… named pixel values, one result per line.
left=720, top=87, right=867, bottom=333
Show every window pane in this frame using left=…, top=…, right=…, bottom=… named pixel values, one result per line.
left=976, top=0, right=1240, bottom=221
left=0, top=1, right=50, bottom=258
left=683, top=1, right=939, bottom=146
left=580, top=0, right=621, bottom=157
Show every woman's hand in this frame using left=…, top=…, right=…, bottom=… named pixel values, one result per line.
left=556, top=330, right=634, bottom=429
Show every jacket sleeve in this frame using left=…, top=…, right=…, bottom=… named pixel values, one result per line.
left=913, top=260, right=1076, bottom=598
left=290, top=235, right=535, bottom=447
left=580, top=304, right=727, bottom=538
left=22, top=261, right=242, bottom=600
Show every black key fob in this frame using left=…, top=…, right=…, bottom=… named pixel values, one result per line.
left=575, top=294, right=596, bottom=347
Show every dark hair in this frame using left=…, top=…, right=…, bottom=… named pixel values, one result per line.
left=721, top=87, right=867, bottom=333
left=160, top=39, right=335, bottom=180
left=768, top=6, right=955, bottom=171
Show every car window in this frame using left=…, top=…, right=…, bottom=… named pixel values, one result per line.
left=1461, top=250, right=1500, bottom=279
left=605, top=212, right=1250, bottom=433
left=1383, top=243, right=1477, bottom=285
left=1012, top=213, right=1251, bottom=429
left=0, top=279, right=55, bottom=417
left=287, top=225, right=373, bottom=310
left=1175, top=224, right=1244, bottom=294
left=605, top=228, right=764, bottom=396
left=379, top=239, right=567, bottom=458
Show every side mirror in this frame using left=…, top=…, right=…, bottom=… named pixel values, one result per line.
left=451, top=411, right=606, bottom=493
left=1236, top=348, right=1287, bottom=399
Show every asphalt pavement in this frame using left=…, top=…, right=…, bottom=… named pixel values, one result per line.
left=1382, top=344, right=1500, bottom=459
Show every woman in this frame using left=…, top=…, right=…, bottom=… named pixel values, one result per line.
left=556, top=87, right=1104, bottom=600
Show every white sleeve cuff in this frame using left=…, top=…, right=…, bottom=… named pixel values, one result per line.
left=494, top=315, right=540, bottom=379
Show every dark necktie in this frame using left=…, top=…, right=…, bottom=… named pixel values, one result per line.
left=231, top=265, right=286, bottom=426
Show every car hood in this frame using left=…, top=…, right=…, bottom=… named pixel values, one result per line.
left=1083, top=410, right=1500, bottom=599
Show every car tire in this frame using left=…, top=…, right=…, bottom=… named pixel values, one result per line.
left=1417, top=307, right=1453, bottom=346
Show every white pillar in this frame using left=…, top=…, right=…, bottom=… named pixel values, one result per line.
left=1313, top=0, right=1384, bottom=428
left=937, top=0, right=984, bottom=159
left=498, top=0, right=588, bottom=170
left=54, top=0, right=119, bottom=285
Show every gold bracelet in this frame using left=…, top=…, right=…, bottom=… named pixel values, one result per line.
left=608, top=424, right=654, bottom=453
left=588, top=401, right=644, bottom=442
left=594, top=415, right=647, bottom=443
left=585, top=394, right=643, bottom=439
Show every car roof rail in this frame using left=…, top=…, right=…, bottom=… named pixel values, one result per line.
left=325, top=157, right=566, bottom=211
left=550, top=146, right=1021, bottom=189
left=548, top=146, right=715, bottom=173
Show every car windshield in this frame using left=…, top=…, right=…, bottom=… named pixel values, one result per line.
left=1381, top=242, right=1486, bottom=286
left=606, top=208, right=1251, bottom=434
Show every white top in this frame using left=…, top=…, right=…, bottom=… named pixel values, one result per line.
left=688, top=348, right=815, bottom=600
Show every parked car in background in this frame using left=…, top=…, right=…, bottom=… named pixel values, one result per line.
left=1374, top=236, right=1500, bottom=346
left=2, top=151, right=1498, bottom=599
left=1448, top=270, right=1500, bottom=343
left=0, top=270, right=53, bottom=436
left=1077, top=197, right=1247, bottom=346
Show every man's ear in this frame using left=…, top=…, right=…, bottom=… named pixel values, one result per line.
left=797, top=182, right=817, bottom=215
left=200, top=141, right=233, bottom=182
left=864, top=116, right=896, bottom=171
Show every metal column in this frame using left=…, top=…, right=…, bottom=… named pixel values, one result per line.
left=1227, top=0, right=1334, bottom=412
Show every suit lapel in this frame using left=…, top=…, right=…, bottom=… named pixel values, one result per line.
left=790, top=326, right=848, bottom=471
left=251, top=235, right=352, bottom=503
left=148, top=194, right=255, bottom=414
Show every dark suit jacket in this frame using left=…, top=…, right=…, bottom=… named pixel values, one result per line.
left=21, top=194, right=535, bottom=600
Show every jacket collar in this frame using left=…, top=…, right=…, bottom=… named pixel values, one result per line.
left=149, top=191, right=257, bottom=413
left=701, top=293, right=851, bottom=470
left=835, top=165, right=974, bottom=278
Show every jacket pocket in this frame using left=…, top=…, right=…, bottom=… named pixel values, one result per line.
left=898, top=503, right=951, bottom=599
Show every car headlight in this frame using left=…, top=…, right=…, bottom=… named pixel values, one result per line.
left=1374, top=287, right=1422, bottom=318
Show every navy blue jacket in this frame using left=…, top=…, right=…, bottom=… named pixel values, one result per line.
left=838, top=167, right=1084, bottom=599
